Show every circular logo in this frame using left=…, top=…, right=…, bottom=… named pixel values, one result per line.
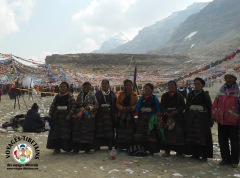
left=12, top=143, right=33, bottom=164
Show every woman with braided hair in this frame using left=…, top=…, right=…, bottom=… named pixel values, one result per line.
left=185, top=78, right=213, bottom=162
left=46, top=82, right=76, bottom=155
left=132, top=83, right=161, bottom=156
left=160, top=81, right=186, bottom=158
left=71, top=82, right=99, bottom=154
left=95, top=79, right=117, bottom=151
left=115, top=79, right=138, bottom=152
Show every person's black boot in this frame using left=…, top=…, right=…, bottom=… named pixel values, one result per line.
left=219, top=160, right=230, bottom=165
left=35, top=129, right=41, bottom=133
left=190, top=155, right=199, bottom=159
left=52, top=149, right=60, bottom=155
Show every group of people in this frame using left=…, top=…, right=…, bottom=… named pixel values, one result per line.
left=0, top=84, right=17, bottom=100
left=21, top=70, right=239, bottom=168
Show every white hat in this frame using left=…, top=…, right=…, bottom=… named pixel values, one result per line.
left=225, top=70, right=237, bottom=79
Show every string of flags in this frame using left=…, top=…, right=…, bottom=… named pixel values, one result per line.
left=0, top=47, right=240, bottom=87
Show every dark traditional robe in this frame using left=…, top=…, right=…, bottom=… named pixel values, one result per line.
left=133, top=94, right=161, bottom=154
left=115, top=90, right=138, bottom=150
left=160, top=91, right=186, bottom=154
left=95, top=90, right=117, bottom=150
left=72, top=91, right=99, bottom=151
left=46, top=93, right=76, bottom=152
left=184, top=90, right=213, bottom=158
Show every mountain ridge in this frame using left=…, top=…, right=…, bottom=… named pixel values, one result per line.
left=106, top=2, right=209, bottom=54
left=148, top=0, right=240, bottom=55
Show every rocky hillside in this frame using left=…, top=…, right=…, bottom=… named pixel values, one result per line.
left=149, top=0, right=240, bottom=55
left=173, top=37, right=240, bottom=66
left=107, top=2, right=209, bottom=54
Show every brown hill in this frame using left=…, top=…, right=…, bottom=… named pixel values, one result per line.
left=173, top=37, right=240, bottom=66
left=45, top=38, right=240, bottom=74
left=45, top=53, right=191, bottom=74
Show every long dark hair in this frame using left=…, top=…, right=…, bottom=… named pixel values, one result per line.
left=144, top=83, right=154, bottom=91
left=102, top=79, right=109, bottom=84
left=124, top=79, right=133, bottom=86
left=168, top=80, right=177, bottom=87
left=60, top=82, right=69, bottom=89
left=83, top=82, right=91, bottom=88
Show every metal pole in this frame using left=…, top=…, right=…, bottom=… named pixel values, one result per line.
left=17, top=95, right=20, bottom=110
left=133, top=66, right=137, bottom=92
left=14, top=96, right=16, bottom=109
left=135, top=83, right=139, bottom=95
left=22, top=94, right=28, bottom=109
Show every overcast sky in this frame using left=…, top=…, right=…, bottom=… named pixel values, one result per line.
left=0, top=0, right=213, bottom=62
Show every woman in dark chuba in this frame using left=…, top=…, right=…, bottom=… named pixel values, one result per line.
left=160, top=81, right=186, bottom=158
left=95, top=79, right=117, bottom=151
left=115, top=79, right=138, bottom=152
left=71, top=82, right=99, bottom=154
left=133, top=83, right=161, bottom=156
left=46, top=82, right=76, bottom=155
left=185, top=77, right=214, bottom=162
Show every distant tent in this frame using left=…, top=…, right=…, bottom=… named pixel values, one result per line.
left=22, top=77, right=34, bottom=88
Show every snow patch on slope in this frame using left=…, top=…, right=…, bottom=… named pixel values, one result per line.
left=184, top=31, right=198, bottom=41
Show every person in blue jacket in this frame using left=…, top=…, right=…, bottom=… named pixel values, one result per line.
left=23, top=103, right=45, bottom=133
left=133, top=83, right=161, bottom=155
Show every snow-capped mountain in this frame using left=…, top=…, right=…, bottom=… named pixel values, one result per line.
left=92, top=32, right=129, bottom=53
left=108, top=2, right=209, bottom=54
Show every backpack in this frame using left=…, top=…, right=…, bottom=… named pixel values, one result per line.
left=10, top=114, right=25, bottom=129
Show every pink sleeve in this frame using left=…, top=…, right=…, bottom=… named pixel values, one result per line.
left=211, top=97, right=218, bottom=118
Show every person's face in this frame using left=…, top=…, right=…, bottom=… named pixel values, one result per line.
left=194, top=80, right=203, bottom=91
left=125, top=82, right=132, bottom=92
left=225, top=75, right=236, bottom=87
left=144, top=86, right=152, bottom=95
left=60, top=84, right=68, bottom=93
left=168, top=82, right=176, bottom=92
left=83, top=85, right=90, bottom=93
left=101, top=81, right=109, bottom=91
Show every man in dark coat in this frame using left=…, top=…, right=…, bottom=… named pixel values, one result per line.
left=69, top=84, right=74, bottom=93
left=11, top=87, right=17, bottom=100
left=23, top=103, right=45, bottom=132
left=178, top=86, right=187, bottom=98
left=54, top=85, right=59, bottom=93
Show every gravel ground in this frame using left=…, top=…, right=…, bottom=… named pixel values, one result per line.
left=0, top=83, right=239, bottom=178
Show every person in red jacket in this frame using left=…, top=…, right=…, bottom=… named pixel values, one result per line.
left=212, top=70, right=240, bottom=168
left=8, top=84, right=13, bottom=99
